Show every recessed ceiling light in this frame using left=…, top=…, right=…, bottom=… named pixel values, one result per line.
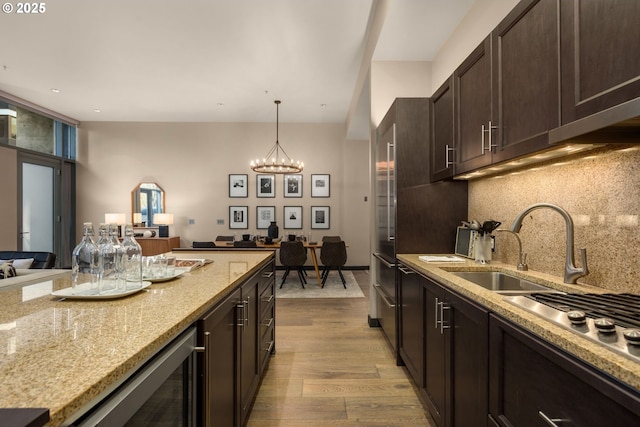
left=217, top=103, right=224, bottom=107
left=93, top=109, right=101, bottom=113
left=50, top=88, right=60, bottom=93
left=320, top=104, right=327, bottom=107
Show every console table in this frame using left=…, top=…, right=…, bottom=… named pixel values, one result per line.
left=136, top=236, right=180, bottom=256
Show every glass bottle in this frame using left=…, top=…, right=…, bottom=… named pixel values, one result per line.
left=99, top=224, right=125, bottom=293
left=71, top=222, right=99, bottom=294
left=121, top=224, right=143, bottom=288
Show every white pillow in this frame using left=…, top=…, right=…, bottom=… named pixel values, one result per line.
left=12, top=258, right=35, bottom=269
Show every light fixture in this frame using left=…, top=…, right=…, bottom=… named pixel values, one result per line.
left=133, top=213, right=143, bottom=226
left=154, top=213, right=174, bottom=238
left=250, top=100, right=303, bottom=174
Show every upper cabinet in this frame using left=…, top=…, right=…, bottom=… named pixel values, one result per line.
left=560, top=0, right=640, bottom=124
left=378, top=98, right=431, bottom=189
left=453, top=0, right=560, bottom=176
left=430, top=76, right=455, bottom=181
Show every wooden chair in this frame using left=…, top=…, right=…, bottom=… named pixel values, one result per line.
left=233, top=241, right=257, bottom=248
left=279, top=241, right=307, bottom=288
left=320, top=240, right=347, bottom=288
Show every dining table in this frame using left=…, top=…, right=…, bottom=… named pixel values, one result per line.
left=219, top=240, right=326, bottom=287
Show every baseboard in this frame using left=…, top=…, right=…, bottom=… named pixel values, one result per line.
left=368, top=315, right=381, bottom=328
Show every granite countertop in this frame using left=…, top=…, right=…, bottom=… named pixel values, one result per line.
left=397, top=254, right=640, bottom=392
left=0, top=251, right=273, bottom=426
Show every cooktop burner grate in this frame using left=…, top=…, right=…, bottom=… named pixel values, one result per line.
left=525, top=293, right=640, bottom=329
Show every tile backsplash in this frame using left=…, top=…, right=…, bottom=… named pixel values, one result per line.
left=469, top=145, right=640, bottom=293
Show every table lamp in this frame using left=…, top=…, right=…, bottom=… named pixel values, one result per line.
left=154, top=213, right=174, bottom=238
left=105, top=213, right=127, bottom=237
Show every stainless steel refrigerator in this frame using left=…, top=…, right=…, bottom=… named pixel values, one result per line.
left=372, top=98, right=467, bottom=357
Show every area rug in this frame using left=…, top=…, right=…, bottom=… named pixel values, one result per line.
left=275, top=270, right=365, bottom=298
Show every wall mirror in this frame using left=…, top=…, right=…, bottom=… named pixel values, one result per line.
left=131, top=182, right=165, bottom=226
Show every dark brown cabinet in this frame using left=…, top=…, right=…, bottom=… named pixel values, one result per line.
left=430, top=76, right=455, bottom=181
left=423, top=277, right=489, bottom=427
left=560, top=0, right=640, bottom=124
left=198, top=259, right=275, bottom=427
left=489, top=314, right=640, bottom=426
left=377, top=98, right=431, bottom=189
left=454, top=0, right=560, bottom=174
left=399, top=266, right=489, bottom=427
left=199, top=287, right=241, bottom=427
left=398, top=264, right=424, bottom=387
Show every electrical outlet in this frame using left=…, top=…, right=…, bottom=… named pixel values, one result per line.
left=217, top=219, right=224, bottom=225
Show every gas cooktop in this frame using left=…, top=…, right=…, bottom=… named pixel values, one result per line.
left=505, top=293, right=640, bottom=363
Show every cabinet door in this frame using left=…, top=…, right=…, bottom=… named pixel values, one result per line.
left=454, top=36, right=493, bottom=175
left=492, top=0, right=560, bottom=163
left=423, top=278, right=448, bottom=427
left=398, top=265, right=424, bottom=387
left=431, top=76, right=455, bottom=182
left=447, top=290, right=489, bottom=427
left=489, top=314, right=640, bottom=426
left=199, top=287, right=241, bottom=427
left=560, top=0, right=640, bottom=124
left=239, top=275, right=260, bottom=426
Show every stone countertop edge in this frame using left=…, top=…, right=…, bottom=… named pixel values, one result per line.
left=397, top=254, right=640, bottom=391
left=0, top=251, right=274, bottom=427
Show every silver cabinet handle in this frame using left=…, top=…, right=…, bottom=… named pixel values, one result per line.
left=262, top=271, right=274, bottom=278
left=482, top=121, right=498, bottom=152
left=262, top=294, right=275, bottom=304
left=237, top=302, right=245, bottom=327
left=264, top=340, right=275, bottom=353
left=373, top=252, right=396, bottom=268
left=439, top=302, right=450, bottom=334
left=445, top=144, right=454, bottom=167
left=398, top=265, right=414, bottom=275
left=374, top=284, right=396, bottom=308
left=538, top=411, right=568, bottom=426
left=435, top=298, right=450, bottom=334
left=196, top=332, right=211, bottom=427
left=262, top=317, right=274, bottom=328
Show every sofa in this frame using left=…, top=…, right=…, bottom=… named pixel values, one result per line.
left=0, top=251, right=57, bottom=269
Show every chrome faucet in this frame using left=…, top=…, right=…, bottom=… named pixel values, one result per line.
left=509, top=203, right=588, bottom=284
left=496, top=229, right=528, bottom=271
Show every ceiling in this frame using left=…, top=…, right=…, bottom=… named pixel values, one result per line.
left=0, top=0, right=474, bottom=131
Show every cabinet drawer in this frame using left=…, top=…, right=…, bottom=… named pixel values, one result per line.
left=260, top=284, right=275, bottom=320
left=259, top=263, right=275, bottom=295
left=260, top=321, right=275, bottom=373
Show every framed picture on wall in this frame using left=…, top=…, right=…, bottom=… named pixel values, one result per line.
left=311, top=174, right=330, bottom=197
left=283, top=206, right=303, bottom=229
left=229, top=174, right=248, bottom=197
left=283, top=174, right=302, bottom=197
left=229, top=206, right=248, bottom=229
left=311, top=206, right=330, bottom=229
left=256, top=206, right=276, bottom=229
left=257, top=174, right=275, bottom=198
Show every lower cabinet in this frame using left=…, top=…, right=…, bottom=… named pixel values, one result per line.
left=488, top=314, right=640, bottom=426
left=399, top=266, right=488, bottom=427
left=198, top=260, right=275, bottom=427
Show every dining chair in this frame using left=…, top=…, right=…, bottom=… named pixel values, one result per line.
left=322, top=236, right=341, bottom=242
left=192, top=241, right=216, bottom=248
left=215, top=235, right=234, bottom=242
left=279, top=241, right=308, bottom=288
left=320, top=240, right=347, bottom=288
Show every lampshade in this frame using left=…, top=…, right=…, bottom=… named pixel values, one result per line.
left=105, top=213, right=126, bottom=225
left=250, top=100, right=303, bottom=174
left=154, top=213, right=174, bottom=225
left=133, top=213, right=143, bottom=224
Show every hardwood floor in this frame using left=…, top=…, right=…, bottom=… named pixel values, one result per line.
left=247, top=270, right=435, bottom=426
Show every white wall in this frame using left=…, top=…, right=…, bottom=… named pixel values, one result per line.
left=430, top=0, right=520, bottom=91
left=76, top=121, right=371, bottom=266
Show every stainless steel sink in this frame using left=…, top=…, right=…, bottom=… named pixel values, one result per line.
left=450, top=271, right=561, bottom=295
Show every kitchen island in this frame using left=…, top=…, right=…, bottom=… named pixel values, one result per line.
left=0, top=250, right=274, bottom=426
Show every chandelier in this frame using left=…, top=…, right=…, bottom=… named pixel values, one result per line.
left=250, top=100, right=304, bottom=174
